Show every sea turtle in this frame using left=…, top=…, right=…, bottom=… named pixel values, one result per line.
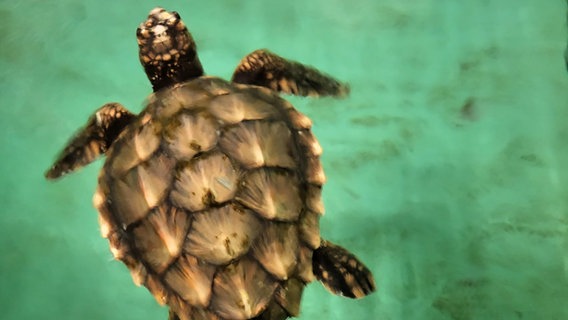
left=45, top=7, right=375, bottom=320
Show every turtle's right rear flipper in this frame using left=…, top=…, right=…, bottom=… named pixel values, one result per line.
left=312, top=240, right=376, bottom=299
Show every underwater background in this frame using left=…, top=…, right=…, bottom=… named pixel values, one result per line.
left=1, top=0, right=567, bottom=319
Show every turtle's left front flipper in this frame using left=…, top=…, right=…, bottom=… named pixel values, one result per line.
left=313, top=240, right=376, bottom=299
left=45, top=103, right=135, bottom=180
left=231, top=49, right=349, bottom=98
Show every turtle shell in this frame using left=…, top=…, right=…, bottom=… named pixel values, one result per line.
left=93, top=76, right=326, bottom=320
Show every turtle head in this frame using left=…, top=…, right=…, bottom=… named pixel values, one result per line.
left=137, top=7, right=204, bottom=92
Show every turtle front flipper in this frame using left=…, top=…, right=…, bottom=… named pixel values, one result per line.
left=313, top=240, right=376, bottom=299
left=45, top=103, right=135, bottom=180
left=231, top=49, right=349, bottom=98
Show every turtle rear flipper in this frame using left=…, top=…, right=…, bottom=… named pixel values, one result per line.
left=313, top=240, right=376, bottom=299
left=231, top=49, right=349, bottom=98
left=45, top=103, right=135, bottom=180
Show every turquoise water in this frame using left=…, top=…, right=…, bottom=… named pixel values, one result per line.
left=1, top=0, right=567, bottom=319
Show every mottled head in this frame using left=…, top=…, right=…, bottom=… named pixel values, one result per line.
left=137, top=7, right=204, bottom=92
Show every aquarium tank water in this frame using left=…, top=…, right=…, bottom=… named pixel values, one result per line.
left=1, top=0, right=566, bottom=319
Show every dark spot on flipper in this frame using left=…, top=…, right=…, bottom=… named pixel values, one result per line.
left=312, top=240, right=376, bottom=299
left=231, top=49, right=349, bottom=98
left=45, top=103, right=135, bottom=180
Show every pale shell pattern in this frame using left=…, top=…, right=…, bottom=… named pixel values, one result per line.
left=95, top=77, right=325, bottom=320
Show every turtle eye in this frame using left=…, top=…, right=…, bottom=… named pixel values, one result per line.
left=136, top=26, right=150, bottom=39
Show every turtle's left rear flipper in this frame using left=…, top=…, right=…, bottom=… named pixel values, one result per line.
left=231, top=49, right=349, bottom=98
left=312, top=240, right=376, bottom=299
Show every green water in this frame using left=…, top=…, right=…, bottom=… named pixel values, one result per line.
left=1, top=0, right=567, bottom=319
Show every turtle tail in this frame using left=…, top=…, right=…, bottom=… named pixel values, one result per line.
left=312, top=240, right=376, bottom=299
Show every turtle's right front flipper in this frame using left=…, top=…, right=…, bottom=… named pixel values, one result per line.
left=231, top=49, right=350, bottom=98
left=45, top=103, right=135, bottom=180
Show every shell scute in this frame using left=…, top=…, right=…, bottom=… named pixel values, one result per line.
left=211, top=257, right=278, bottom=319
left=219, top=121, right=297, bottom=169
left=171, top=152, right=240, bottom=212
left=131, top=205, right=191, bottom=273
left=164, top=254, right=216, bottom=307
left=184, top=204, right=262, bottom=265
left=235, top=169, right=302, bottom=221
left=164, top=112, right=219, bottom=160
